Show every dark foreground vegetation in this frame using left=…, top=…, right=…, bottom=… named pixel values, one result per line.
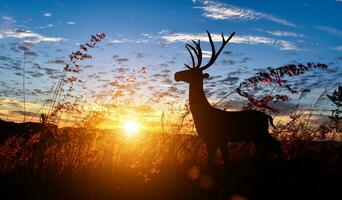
left=0, top=120, right=341, bottom=200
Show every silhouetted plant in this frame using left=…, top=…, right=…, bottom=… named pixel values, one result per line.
left=237, top=63, right=328, bottom=113
left=271, top=88, right=342, bottom=141
left=79, top=66, right=147, bottom=129
left=45, top=33, right=106, bottom=125
left=327, top=85, right=342, bottom=132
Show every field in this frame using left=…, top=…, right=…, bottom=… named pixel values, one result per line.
left=0, top=120, right=341, bottom=200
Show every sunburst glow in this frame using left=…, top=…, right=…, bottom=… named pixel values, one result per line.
left=123, top=120, right=140, bottom=137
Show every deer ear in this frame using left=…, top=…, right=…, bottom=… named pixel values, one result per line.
left=203, top=73, right=210, bottom=79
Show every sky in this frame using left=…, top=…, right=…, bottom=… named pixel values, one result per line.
left=0, top=0, right=341, bottom=127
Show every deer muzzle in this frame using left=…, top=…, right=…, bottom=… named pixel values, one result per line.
left=174, top=71, right=183, bottom=82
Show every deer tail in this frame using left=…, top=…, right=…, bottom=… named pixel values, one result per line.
left=268, top=115, right=276, bottom=129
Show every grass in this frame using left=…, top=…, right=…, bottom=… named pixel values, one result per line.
left=0, top=120, right=341, bottom=200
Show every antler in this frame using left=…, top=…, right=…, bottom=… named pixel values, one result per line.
left=201, top=31, right=235, bottom=70
left=184, top=30, right=235, bottom=70
left=184, top=40, right=202, bottom=69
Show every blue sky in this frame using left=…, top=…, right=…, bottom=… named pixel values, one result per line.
left=0, top=0, right=341, bottom=122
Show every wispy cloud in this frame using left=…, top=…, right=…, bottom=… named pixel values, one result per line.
left=0, top=29, right=65, bottom=43
left=315, top=26, right=342, bottom=38
left=1, top=15, right=15, bottom=23
left=330, top=45, right=342, bottom=51
left=194, top=0, right=296, bottom=27
left=202, top=50, right=212, bottom=58
left=108, top=33, right=153, bottom=44
left=264, top=30, right=305, bottom=38
left=43, top=12, right=52, bottom=17
left=108, top=30, right=299, bottom=50
left=196, top=1, right=259, bottom=20
left=263, top=15, right=296, bottom=27
left=161, top=32, right=298, bottom=50
left=38, top=24, right=54, bottom=29
left=108, top=38, right=150, bottom=44
left=67, top=21, right=76, bottom=25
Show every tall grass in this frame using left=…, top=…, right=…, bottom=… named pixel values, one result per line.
left=1, top=118, right=341, bottom=199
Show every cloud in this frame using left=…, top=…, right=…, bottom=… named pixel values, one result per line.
left=330, top=45, right=342, bottom=51
left=202, top=50, right=212, bottom=58
left=2, top=16, right=12, bottom=21
left=221, top=60, right=236, bottom=65
left=0, top=98, right=21, bottom=108
left=161, top=78, right=173, bottom=85
left=24, top=51, right=38, bottom=57
left=83, top=64, right=93, bottom=69
left=152, top=72, right=169, bottom=79
left=161, top=32, right=298, bottom=50
left=223, top=51, right=233, bottom=56
left=315, top=26, right=342, bottom=38
left=12, top=42, right=38, bottom=57
left=263, top=15, right=296, bottom=28
left=197, top=2, right=258, bottom=20
left=31, top=64, right=61, bottom=78
left=218, top=76, right=239, bottom=85
left=220, top=56, right=251, bottom=66
left=194, top=0, right=296, bottom=27
left=113, top=67, right=130, bottom=73
left=264, top=30, right=305, bottom=38
left=67, top=21, right=76, bottom=25
left=133, top=52, right=146, bottom=58
left=115, top=58, right=129, bottom=64
left=108, top=30, right=299, bottom=51
left=39, top=24, right=54, bottom=29
left=43, top=12, right=52, bottom=17
left=108, top=33, right=155, bottom=44
left=108, top=38, right=129, bottom=44
left=2, top=59, right=21, bottom=71
left=47, top=59, right=65, bottom=64
left=160, top=69, right=171, bottom=73
left=26, top=70, right=45, bottom=78
left=0, top=55, right=12, bottom=62
left=108, top=38, right=149, bottom=44
left=9, top=110, right=37, bottom=117
left=41, top=67, right=58, bottom=75
left=0, top=29, right=66, bottom=43
left=1, top=16, right=15, bottom=23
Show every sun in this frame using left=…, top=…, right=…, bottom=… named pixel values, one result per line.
left=123, top=120, right=140, bottom=137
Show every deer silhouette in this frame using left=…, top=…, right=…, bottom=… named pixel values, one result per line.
left=174, top=31, right=283, bottom=166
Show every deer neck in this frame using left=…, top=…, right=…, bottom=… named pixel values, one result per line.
left=189, top=80, right=211, bottom=116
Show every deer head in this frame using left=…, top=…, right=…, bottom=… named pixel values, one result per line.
left=174, top=31, right=235, bottom=84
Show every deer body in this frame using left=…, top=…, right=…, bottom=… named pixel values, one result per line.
left=174, top=31, right=283, bottom=165
left=188, top=77, right=268, bottom=140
